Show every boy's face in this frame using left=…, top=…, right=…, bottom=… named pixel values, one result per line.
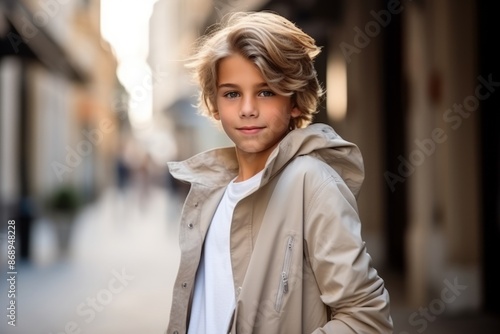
left=215, top=53, right=300, bottom=165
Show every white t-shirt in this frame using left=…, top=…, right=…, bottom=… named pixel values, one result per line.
left=188, top=171, right=263, bottom=334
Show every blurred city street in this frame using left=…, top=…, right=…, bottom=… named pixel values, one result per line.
left=1, top=182, right=182, bottom=334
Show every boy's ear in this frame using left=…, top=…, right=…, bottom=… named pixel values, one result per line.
left=291, top=106, right=301, bottom=118
left=213, top=110, right=220, bottom=120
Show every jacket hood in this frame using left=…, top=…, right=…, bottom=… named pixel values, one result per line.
left=267, top=123, right=364, bottom=197
left=167, top=123, right=365, bottom=197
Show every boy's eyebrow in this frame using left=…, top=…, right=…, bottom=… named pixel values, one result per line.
left=217, top=82, right=269, bottom=89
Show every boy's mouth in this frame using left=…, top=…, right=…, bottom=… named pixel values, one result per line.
left=237, top=126, right=264, bottom=134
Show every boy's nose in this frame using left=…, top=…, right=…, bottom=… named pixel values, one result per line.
left=239, top=97, right=258, bottom=118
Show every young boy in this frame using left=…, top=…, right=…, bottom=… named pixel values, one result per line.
left=166, top=11, right=393, bottom=334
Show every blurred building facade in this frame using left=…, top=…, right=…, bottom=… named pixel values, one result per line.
left=148, top=0, right=499, bottom=317
left=0, top=0, right=121, bottom=260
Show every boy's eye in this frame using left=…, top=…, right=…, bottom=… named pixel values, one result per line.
left=223, top=91, right=240, bottom=99
left=259, top=90, right=275, bottom=97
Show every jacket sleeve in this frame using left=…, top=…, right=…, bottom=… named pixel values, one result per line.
left=304, top=175, right=393, bottom=334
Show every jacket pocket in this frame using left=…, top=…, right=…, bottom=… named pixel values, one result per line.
left=275, top=235, right=295, bottom=312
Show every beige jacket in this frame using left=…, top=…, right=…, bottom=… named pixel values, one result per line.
left=166, top=123, right=393, bottom=334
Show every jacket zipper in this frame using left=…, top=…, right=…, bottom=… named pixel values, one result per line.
left=275, top=235, right=294, bottom=312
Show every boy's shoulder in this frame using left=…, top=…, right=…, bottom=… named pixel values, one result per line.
left=283, top=154, right=343, bottom=184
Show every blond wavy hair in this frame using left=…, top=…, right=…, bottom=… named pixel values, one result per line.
left=185, top=11, right=324, bottom=129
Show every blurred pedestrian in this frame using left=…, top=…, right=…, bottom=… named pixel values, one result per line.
left=116, top=153, right=130, bottom=192
left=166, top=11, right=393, bottom=334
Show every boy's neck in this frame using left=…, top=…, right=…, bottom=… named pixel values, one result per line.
left=234, top=153, right=267, bottom=182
